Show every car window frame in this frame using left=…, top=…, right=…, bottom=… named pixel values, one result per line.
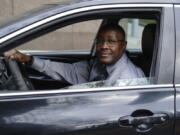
left=0, top=4, right=175, bottom=95
left=155, top=5, right=175, bottom=84
left=174, top=5, right=180, bottom=85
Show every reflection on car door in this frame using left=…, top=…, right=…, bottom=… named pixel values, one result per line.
left=0, top=87, right=174, bottom=135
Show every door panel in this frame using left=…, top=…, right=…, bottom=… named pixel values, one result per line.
left=0, top=87, right=174, bottom=135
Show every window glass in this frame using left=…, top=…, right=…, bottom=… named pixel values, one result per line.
left=66, top=78, right=149, bottom=89
left=17, top=20, right=102, bottom=51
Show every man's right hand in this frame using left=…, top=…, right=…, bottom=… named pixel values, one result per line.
left=4, top=49, right=33, bottom=64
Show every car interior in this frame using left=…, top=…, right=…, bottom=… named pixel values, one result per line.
left=132, top=23, right=157, bottom=77
left=0, top=10, right=160, bottom=91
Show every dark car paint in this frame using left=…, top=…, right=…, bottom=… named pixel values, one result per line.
left=0, top=88, right=174, bottom=135
left=0, top=0, right=178, bottom=135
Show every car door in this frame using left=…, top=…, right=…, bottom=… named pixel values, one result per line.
left=0, top=3, right=175, bottom=135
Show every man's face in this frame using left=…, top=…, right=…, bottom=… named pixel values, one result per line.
left=96, top=29, right=126, bottom=65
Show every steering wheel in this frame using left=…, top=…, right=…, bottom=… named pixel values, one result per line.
left=7, top=59, right=34, bottom=90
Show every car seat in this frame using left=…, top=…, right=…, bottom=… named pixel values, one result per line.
left=137, top=23, right=156, bottom=76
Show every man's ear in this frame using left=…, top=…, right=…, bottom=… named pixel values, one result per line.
left=123, top=41, right=127, bottom=50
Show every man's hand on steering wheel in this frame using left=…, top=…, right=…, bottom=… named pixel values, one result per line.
left=4, top=49, right=34, bottom=65
left=4, top=49, right=34, bottom=90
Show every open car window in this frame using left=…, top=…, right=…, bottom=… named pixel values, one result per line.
left=0, top=8, right=160, bottom=91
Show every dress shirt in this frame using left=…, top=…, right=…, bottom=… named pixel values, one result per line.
left=31, top=53, right=145, bottom=85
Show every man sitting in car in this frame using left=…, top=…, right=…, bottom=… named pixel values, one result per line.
left=5, top=24, right=144, bottom=85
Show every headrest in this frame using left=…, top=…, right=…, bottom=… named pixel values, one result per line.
left=142, top=24, right=156, bottom=58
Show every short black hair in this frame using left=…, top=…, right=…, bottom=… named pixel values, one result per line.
left=98, top=24, right=126, bottom=40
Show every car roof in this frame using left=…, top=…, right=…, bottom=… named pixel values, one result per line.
left=53, top=0, right=179, bottom=5
left=0, top=0, right=178, bottom=41
left=55, top=0, right=177, bottom=4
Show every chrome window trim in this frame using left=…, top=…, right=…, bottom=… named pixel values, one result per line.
left=175, top=84, right=180, bottom=87
left=0, top=4, right=172, bottom=44
left=175, top=5, right=180, bottom=8
left=0, top=84, right=173, bottom=97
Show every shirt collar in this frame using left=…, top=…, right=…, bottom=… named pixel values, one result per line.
left=106, top=53, right=128, bottom=75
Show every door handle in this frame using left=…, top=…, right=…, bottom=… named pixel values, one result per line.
left=119, top=110, right=169, bottom=132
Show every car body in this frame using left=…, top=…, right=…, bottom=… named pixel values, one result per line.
left=0, top=0, right=180, bottom=135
